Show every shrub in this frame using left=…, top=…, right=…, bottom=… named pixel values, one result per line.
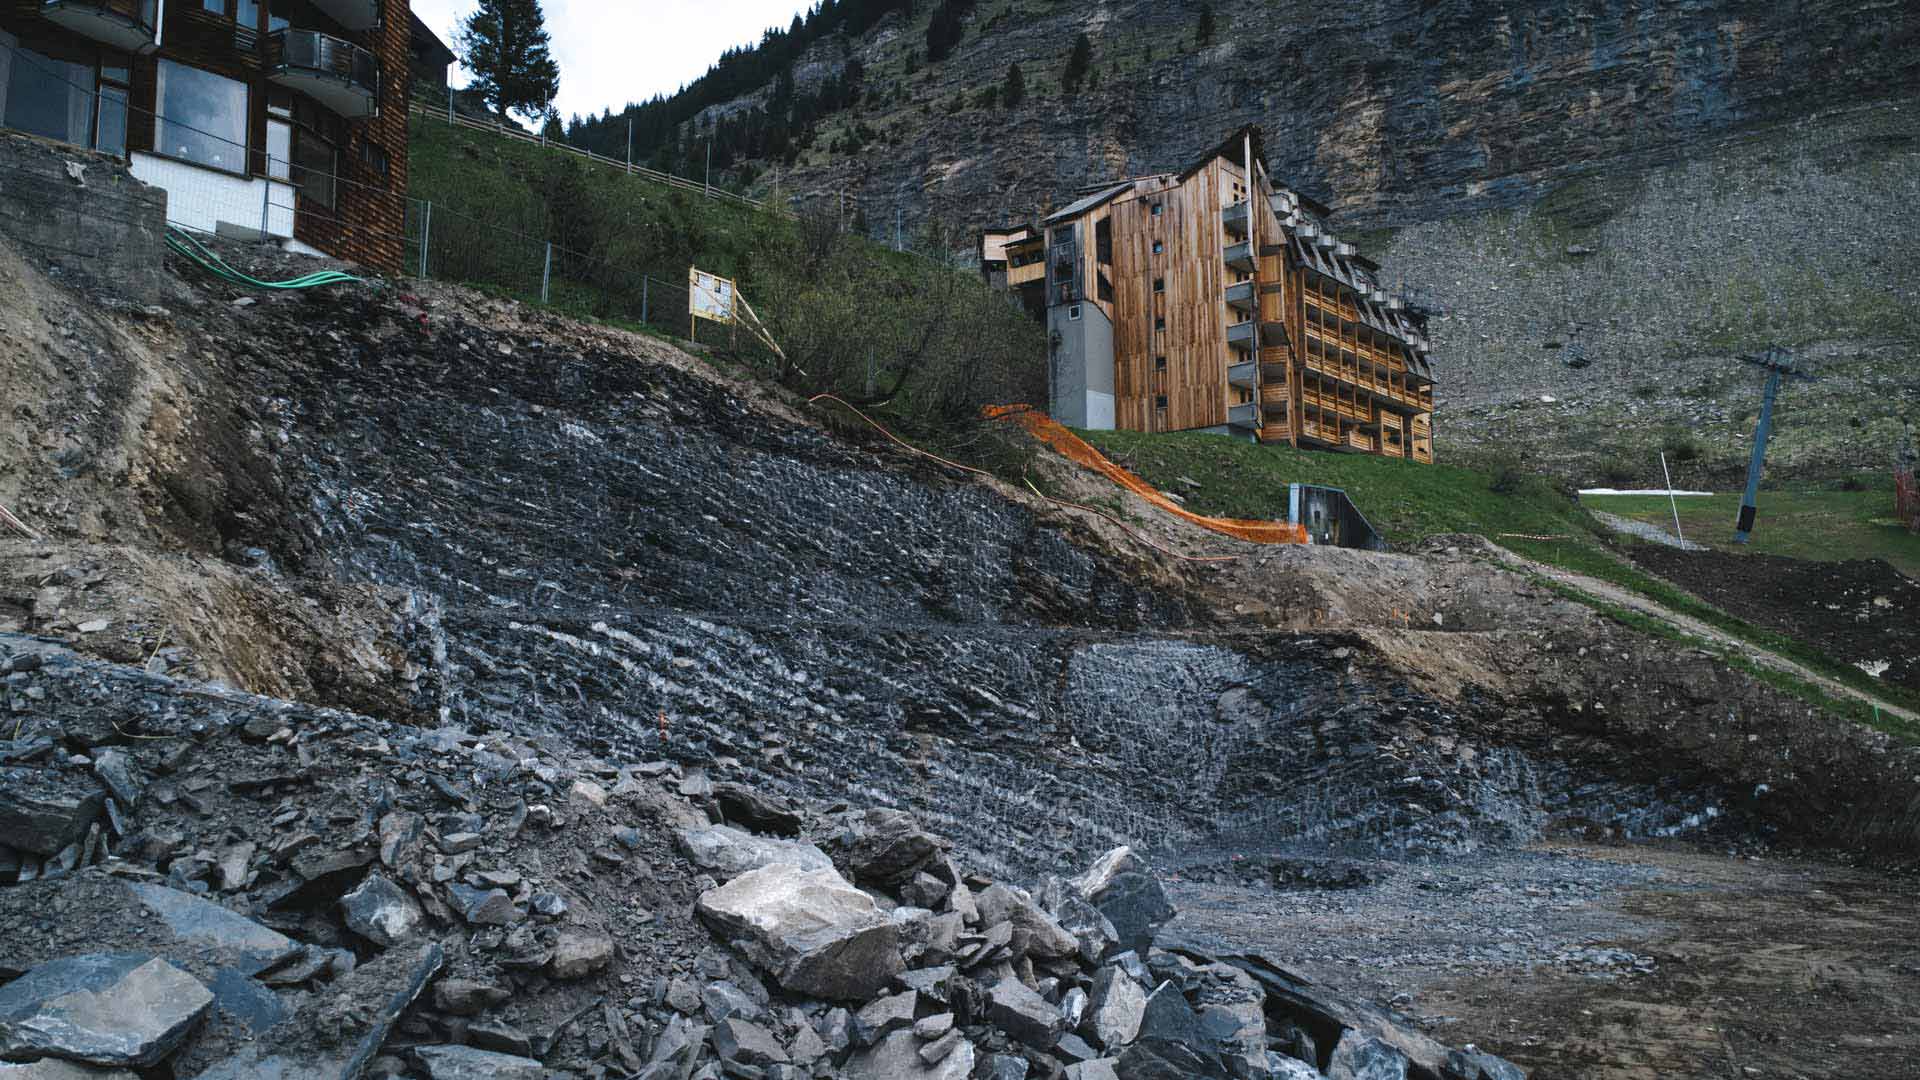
left=1660, top=427, right=1703, bottom=462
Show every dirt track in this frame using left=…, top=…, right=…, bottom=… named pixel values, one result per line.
left=1171, top=843, right=1920, bottom=1080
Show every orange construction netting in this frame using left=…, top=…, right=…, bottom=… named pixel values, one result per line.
left=984, top=405, right=1309, bottom=545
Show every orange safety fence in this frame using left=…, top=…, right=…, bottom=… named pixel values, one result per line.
left=984, top=405, right=1310, bottom=545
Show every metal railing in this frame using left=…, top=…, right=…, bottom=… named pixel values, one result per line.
left=270, top=28, right=379, bottom=93
left=38, top=0, right=158, bottom=43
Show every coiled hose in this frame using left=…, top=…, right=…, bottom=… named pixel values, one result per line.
left=165, top=226, right=366, bottom=290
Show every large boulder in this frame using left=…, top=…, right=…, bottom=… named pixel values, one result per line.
left=1327, top=1031, right=1411, bottom=1080
left=844, top=1028, right=975, bottom=1080
left=0, top=1063, right=138, bottom=1078
left=711, top=783, right=805, bottom=836
left=677, top=825, right=834, bottom=882
left=1071, top=849, right=1173, bottom=957
left=1114, top=983, right=1232, bottom=1080
left=695, top=863, right=903, bottom=1000
left=413, top=1045, right=547, bottom=1080
left=0, top=954, right=212, bottom=1068
left=338, top=874, right=423, bottom=948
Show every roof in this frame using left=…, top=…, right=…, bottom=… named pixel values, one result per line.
left=1043, top=180, right=1135, bottom=225
left=1177, top=123, right=1269, bottom=182
left=410, top=12, right=456, bottom=66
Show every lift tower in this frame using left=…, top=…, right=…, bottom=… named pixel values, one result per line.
left=1732, top=345, right=1813, bottom=544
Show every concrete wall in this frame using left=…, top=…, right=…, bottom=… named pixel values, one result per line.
left=130, top=153, right=297, bottom=242
left=1048, top=301, right=1115, bottom=429
left=0, top=129, right=167, bottom=303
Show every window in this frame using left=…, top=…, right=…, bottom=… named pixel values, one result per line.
left=1154, top=356, right=1167, bottom=370
left=1155, top=395, right=1168, bottom=410
left=155, top=61, right=249, bottom=173
left=1152, top=240, right=1163, bottom=254
left=1153, top=278, right=1164, bottom=293
left=0, top=44, right=130, bottom=157
left=360, top=141, right=391, bottom=179
left=293, top=128, right=337, bottom=208
left=1154, top=316, right=1165, bottom=332
left=1150, top=203, right=1163, bottom=216
left=266, top=117, right=293, bottom=180
left=1067, top=304, right=1081, bottom=321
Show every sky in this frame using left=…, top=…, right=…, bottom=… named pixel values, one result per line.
left=410, top=0, right=816, bottom=122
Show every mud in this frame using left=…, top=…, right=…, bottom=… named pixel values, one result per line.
left=1626, top=546, right=1920, bottom=693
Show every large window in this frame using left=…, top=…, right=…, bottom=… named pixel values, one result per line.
left=0, top=41, right=130, bottom=156
left=292, top=127, right=335, bottom=208
left=154, top=60, right=248, bottom=173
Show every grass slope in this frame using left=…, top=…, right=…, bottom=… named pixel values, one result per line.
left=1584, top=489, right=1920, bottom=578
left=1077, top=429, right=1920, bottom=735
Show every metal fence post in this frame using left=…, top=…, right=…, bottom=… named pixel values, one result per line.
left=419, top=200, right=432, bottom=278
left=642, top=277, right=649, bottom=324
left=541, top=242, right=552, bottom=305
left=259, top=180, right=270, bottom=238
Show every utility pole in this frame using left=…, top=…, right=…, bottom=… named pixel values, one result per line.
left=1732, top=345, right=1813, bottom=544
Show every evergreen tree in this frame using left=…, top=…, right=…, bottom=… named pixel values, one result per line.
left=1062, top=33, right=1092, bottom=94
left=456, top=0, right=562, bottom=125
left=1196, top=2, right=1215, bottom=45
left=1003, top=62, right=1025, bottom=107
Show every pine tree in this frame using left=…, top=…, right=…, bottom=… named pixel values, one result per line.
left=1062, top=33, right=1092, bottom=95
left=1003, top=62, right=1025, bottom=108
left=1196, top=2, right=1215, bottom=46
left=456, top=0, right=562, bottom=125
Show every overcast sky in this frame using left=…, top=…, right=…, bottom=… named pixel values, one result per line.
left=411, top=0, right=815, bottom=120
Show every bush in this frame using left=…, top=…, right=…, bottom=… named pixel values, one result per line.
left=1487, top=453, right=1529, bottom=496
left=1660, top=427, right=1703, bottom=462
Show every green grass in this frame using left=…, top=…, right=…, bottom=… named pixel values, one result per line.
left=1584, top=488, right=1920, bottom=577
left=1073, top=429, right=1920, bottom=735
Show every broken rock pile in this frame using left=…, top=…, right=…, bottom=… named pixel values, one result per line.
left=0, top=637, right=1524, bottom=1078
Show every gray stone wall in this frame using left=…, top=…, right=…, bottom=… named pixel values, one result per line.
left=0, top=129, right=167, bottom=304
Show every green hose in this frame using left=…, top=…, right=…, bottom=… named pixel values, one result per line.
left=165, top=226, right=367, bottom=290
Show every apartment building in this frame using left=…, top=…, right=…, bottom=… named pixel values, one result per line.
left=995, top=126, right=1436, bottom=462
left=0, top=0, right=437, bottom=273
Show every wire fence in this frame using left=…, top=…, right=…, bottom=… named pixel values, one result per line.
left=0, top=36, right=972, bottom=343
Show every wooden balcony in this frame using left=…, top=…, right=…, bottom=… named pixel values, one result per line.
left=1006, top=261, right=1045, bottom=286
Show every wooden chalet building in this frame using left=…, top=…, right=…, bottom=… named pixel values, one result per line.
left=0, top=0, right=436, bottom=274
left=988, top=127, right=1436, bottom=462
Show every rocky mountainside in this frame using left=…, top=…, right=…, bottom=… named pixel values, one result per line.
left=732, top=0, right=1920, bottom=235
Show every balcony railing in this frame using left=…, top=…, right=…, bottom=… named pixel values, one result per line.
left=269, top=29, right=380, bottom=119
left=40, top=0, right=157, bottom=52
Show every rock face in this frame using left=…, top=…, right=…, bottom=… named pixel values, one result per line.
left=685, top=0, right=1920, bottom=241
left=0, top=954, right=213, bottom=1067
left=695, top=864, right=903, bottom=1000
left=0, top=769, right=104, bottom=857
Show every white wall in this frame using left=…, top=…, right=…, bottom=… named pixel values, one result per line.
left=131, top=152, right=296, bottom=240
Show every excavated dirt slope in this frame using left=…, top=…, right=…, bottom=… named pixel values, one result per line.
left=2, top=236, right=1918, bottom=1077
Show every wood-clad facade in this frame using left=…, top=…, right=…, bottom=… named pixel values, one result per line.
left=1, top=0, right=424, bottom=274
left=1004, top=127, right=1436, bottom=462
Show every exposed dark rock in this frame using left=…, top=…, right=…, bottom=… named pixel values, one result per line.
left=339, top=873, right=423, bottom=948
left=431, top=979, right=510, bottom=1017
left=987, top=978, right=1064, bottom=1050
left=0, top=767, right=104, bottom=856
left=977, top=884, right=1079, bottom=961
left=980, top=1052, right=1031, bottom=1080
left=839, top=808, right=942, bottom=887
left=711, top=783, right=804, bottom=836
left=446, top=884, right=518, bottom=926
left=1072, top=849, right=1174, bottom=958
left=713, top=1016, right=789, bottom=1067
left=547, top=930, right=614, bottom=979
left=1327, top=1030, right=1411, bottom=1080
left=852, top=989, right=917, bottom=1046
left=0, top=954, right=212, bottom=1068
left=413, top=1044, right=547, bottom=1080
left=844, top=1028, right=975, bottom=1079
left=1083, top=965, right=1147, bottom=1050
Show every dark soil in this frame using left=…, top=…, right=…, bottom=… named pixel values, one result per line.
left=1624, top=547, right=1920, bottom=693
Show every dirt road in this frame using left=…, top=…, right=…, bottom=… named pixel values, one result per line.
left=1170, top=842, right=1920, bottom=1080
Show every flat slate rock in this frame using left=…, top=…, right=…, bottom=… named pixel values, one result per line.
left=413, top=1044, right=547, bottom=1080
left=0, top=953, right=213, bottom=1068
left=0, top=1062, right=140, bottom=1078
left=191, top=941, right=443, bottom=1080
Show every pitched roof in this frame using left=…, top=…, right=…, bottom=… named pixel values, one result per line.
left=1042, top=180, right=1136, bottom=225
